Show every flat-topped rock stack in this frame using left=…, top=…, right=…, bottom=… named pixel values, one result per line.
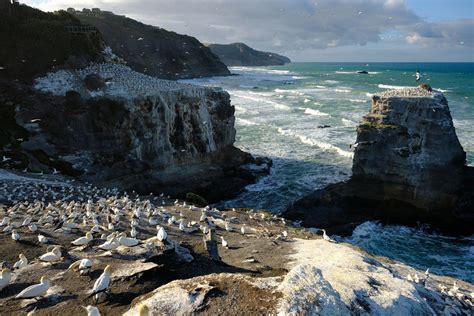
left=285, top=87, right=474, bottom=235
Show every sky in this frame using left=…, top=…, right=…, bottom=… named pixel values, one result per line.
left=23, top=0, right=474, bottom=62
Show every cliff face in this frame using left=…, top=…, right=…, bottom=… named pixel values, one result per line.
left=207, top=43, right=291, bottom=67
left=353, top=92, right=466, bottom=210
left=71, top=8, right=230, bottom=80
left=0, top=64, right=269, bottom=202
left=284, top=88, right=473, bottom=235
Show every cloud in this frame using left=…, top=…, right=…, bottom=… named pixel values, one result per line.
left=23, top=0, right=473, bottom=61
left=405, top=20, right=473, bottom=47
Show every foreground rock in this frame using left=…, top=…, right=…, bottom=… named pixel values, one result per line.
left=0, top=63, right=270, bottom=202
left=207, top=43, right=291, bottom=67
left=285, top=87, right=474, bottom=235
left=1, top=172, right=472, bottom=315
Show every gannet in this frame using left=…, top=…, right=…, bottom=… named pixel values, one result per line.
left=90, top=265, right=112, bottom=302
left=225, top=222, right=232, bottom=232
left=29, top=223, right=38, bottom=232
left=98, top=235, right=119, bottom=251
left=13, top=254, right=28, bottom=269
left=321, top=229, right=336, bottom=242
left=68, top=258, right=92, bottom=275
left=156, top=226, right=167, bottom=242
left=71, top=232, right=93, bottom=246
left=137, top=303, right=150, bottom=316
left=11, top=229, right=20, bottom=241
left=15, top=276, right=50, bottom=299
left=0, top=268, right=12, bottom=291
left=241, top=226, right=245, bottom=235
left=117, top=233, right=139, bottom=247
left=282, top=230, right=288, bottom=239
left=448, top=281, right=459, bottom=296
left=179, top=221, right=185, bottom=232
left=39, top=246, right=61, bottom=262
left=131, top=227, right=138, bottom=238
left=220, top=236, right=228, bottom=248
left=38, top=234, right=48, bottom=244
left=200, top=212, right=207, bottom=222
left=0, top=217, right=10, bottom=226
left=82, top=305, right=101, bottom=316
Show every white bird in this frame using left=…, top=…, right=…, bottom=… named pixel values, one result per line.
left=282, top=230, right=288, bottom=239
left=29, top=223, right=37, bottom=232
left=98, top=236, right=119, bottom=251
left=39, top=246, right=61, bottom=262
left=0, top=217, right=10, bottom=226
left=220, top=236, right=228, bottom=248
left=13, top=254, right=28, bottom=269
left=225, top=222, right=232, bottom=232
left=321, top=229, right=336, bottom=242
left=71, top=232, right=93, bottom=246
left=91, top=265, right=112, bottom=302
left=68, top=258, right=93, bottom=275
left=157, top=226, right=167, bottom=242
left=15, top=276, right=50, bottom=299
left=240, top=226, right=245, bottom=235
left=38, top=234, right=48, bottom=244
left=130, top=227, right=138, bottom=238
left=21, top=216, right=32, bottom=226
left=117, top=233, right=139, bottom=247
left=137, top=303, right=150, bottom=316
left=82, top=305, right=101, bottom=316
left=0, top=268, right=12, bottom=291
left=11, top=229, right=20, bottom=241
left=179, top=221, right=185, bottom=232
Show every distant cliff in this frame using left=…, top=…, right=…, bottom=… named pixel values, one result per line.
left=207, top=43, right=291, bottom=67
left=284, top=87, right=473, bottom=235
left=70, top=8, right=230, bottom=80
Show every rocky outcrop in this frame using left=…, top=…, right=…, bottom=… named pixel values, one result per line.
left=285, top=88, right=474, bottom=235
left=207, top=43, right=291, bottom=67
left=71, top=8, right=230, bottom=80
left=0, top=63, right=270, bottom=202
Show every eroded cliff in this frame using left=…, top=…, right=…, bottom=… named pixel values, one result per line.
left=0, top=64, right=270, bottom=202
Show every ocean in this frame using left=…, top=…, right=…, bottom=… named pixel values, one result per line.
left=182, top=62, right=474, bottom=283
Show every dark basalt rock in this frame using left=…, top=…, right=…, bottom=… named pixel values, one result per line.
left=0, top=79, right=271, bottom=203
left=284, top=91, right=474, bottom=235
left=83, top=73, right=106, bottom=90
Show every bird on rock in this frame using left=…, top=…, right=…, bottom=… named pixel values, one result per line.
left=90, top=265, right=112, bottom=303
left=13, top=254, right=28, bottom=269
left=39, top=246, right=61, bottom=263
left=0, top=268, right=12, bottom=291
left=15, top=276, right=50, bottom=299
left=71, top=232, right=93, bottom=246
left=68, top=258, right=93, bottom=275
left=82, top=305, right=101, bottom=316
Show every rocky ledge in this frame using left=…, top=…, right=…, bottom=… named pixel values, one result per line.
left=0, top=172, right=472, bottom=315
left=0, top=63, right=271, bottom=203
left=285, top=87, right=474, bottom=235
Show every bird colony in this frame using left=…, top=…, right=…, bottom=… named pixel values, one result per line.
left=34, top=63, right=197, bottom=99
left=0, top=174, right=473, bottom=315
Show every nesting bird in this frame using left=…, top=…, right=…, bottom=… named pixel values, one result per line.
left=90, top=265, right=112, bottom=303
left=0, top=268, right=12, bottom=291
left=13, top=254, right=28, bottom=269
left=15, top=276, right=51, bottom=299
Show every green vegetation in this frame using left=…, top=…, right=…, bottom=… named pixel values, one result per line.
left=360, top=121, right=398, bottom=130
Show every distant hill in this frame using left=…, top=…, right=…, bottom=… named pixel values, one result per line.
left=0, top=1, right=104, bottom=82
left=207, top=43, right=291, bottom=67
left=71, top=8, right=230, bottom=80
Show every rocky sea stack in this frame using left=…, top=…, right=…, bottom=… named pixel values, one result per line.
left=285, top=87, right=474, bottom=235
